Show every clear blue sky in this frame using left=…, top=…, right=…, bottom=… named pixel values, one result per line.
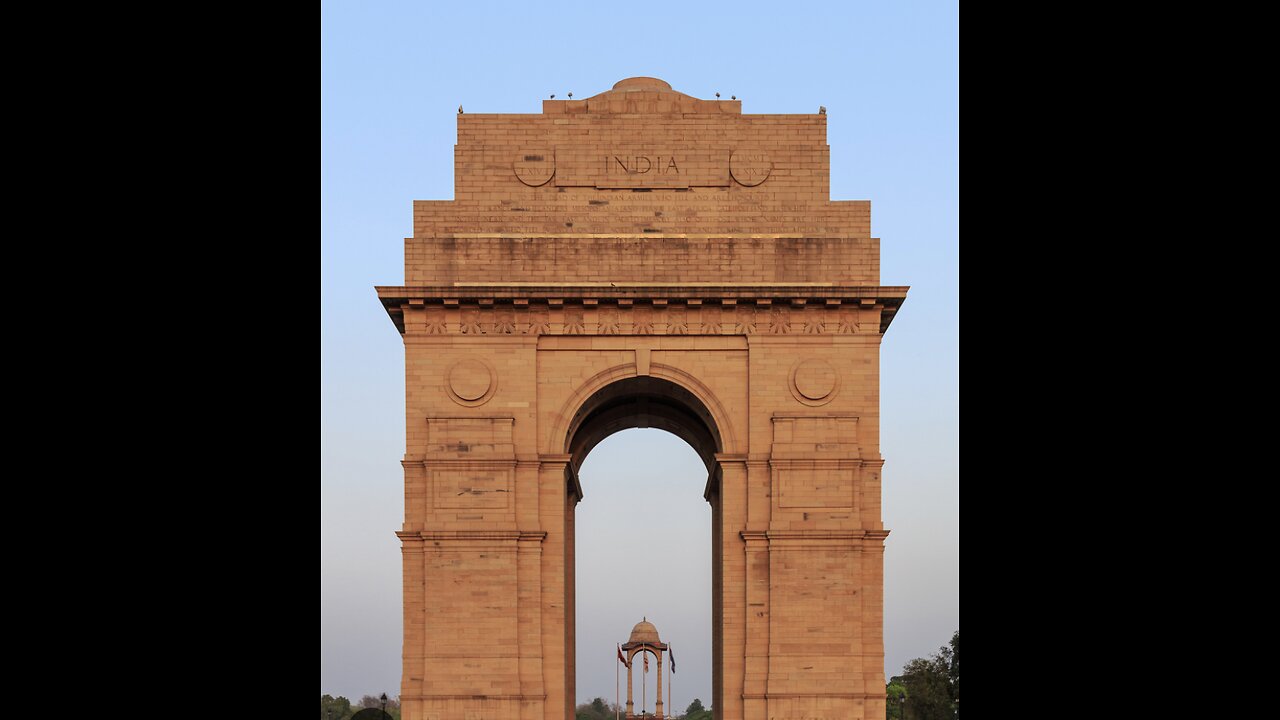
left=321, top=0, right=958, bottom=709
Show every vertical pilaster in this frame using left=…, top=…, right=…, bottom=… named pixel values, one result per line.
left=705, top=466, right=723, bottom=720
left=398, top=532, right=425, bottom=720
left=517, top=533, right=546, bottom=704
left=400, top=454, right=427, bottom=720
left=516, top=459, right=544, bottom=704
left=861, top=458, right=886, bottom=531
left=745, top=457, right=771, bottom=528
left=864, top=530, right=890, bottom=719
left=565, top=464, right=580, bottom=718
left=741, top=529, right=769, bottom=720
left=538, top=454, right=572, bottom=720
left=742, top=456, right=770, bottom=720
left=403, top=456, right=426, bottom=530
left=715, top=454, right=748, bottom=720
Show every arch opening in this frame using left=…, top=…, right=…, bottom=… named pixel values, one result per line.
left=566, top=375, right=723, bottom=475
left=565, top=375, right=725, bottom=719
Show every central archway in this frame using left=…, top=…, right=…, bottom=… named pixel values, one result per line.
left=563, top=375, right=728, bottom=719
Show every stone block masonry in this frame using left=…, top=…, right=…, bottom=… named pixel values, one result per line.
left=378, top=76, right=907, bottom=720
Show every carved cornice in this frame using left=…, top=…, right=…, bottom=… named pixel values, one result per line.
left=377, top=284, right=906, bottom=335
left=378, top=283, right=906, bottom=303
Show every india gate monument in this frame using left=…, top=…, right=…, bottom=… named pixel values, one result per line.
left=377, top=77, right=907, bottom=720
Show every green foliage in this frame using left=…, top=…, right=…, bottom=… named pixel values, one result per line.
left=322, top=694, right=399, bottom=720
left=886, top=682, right=907, bottom=720
left=574, top=696, right=623, bottom=720
left=683, top=697, right=713, bottom=720
left=947, top=630, right=958, bottom=702
left=321, top=694, right=354, bottom=720
left=885, top=630, right=958, bottom=720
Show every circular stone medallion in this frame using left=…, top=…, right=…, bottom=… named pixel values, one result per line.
left=730, top=149, right=772, bottom=186
left=513, top=150, right=555, bottom=187
left=448, top=359, right=495, bottom=406
left=790, top=358, right=838, bottom=406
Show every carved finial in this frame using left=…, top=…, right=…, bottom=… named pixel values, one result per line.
left=819, top=105, right=826, bottom=114
left=458, top=105, right=463, bottom=114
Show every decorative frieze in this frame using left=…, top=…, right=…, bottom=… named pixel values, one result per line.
left=401, top=299, right=870, bottom=336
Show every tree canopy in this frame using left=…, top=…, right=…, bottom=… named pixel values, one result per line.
left=886, top=630, right=958, bottom=720
left=574, top=696, right=623, bottom=720
left=683, top=697, right=713, bottom=720
left=321, top=693, right=400, bottom=720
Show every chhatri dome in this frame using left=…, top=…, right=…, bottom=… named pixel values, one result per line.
left=620, top=617, right=669, bottom=717
left=628, top=617, right=662, bottom=645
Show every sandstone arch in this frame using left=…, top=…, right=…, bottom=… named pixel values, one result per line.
left=379, top=77, right=907, bottom=720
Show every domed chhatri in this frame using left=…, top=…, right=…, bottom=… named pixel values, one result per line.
left=620, top=618, right=669, bottom=718
left=621, top=616, right=668, bottom=652
left=628, top=617, right=662, bottom=644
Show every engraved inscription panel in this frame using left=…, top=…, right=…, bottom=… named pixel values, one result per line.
left=555, top=146, right=730, bottom=188
left=513, top=150, right=555, bottom=187
left=730, top=148, right=772, bottom=186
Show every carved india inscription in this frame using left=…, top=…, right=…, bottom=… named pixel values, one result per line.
left=519, top=147, right=771, bottom=189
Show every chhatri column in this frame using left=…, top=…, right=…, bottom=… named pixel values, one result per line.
left=655, top=647, right=664, bottom=718
left=626, top=649, right=635, bottom=718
